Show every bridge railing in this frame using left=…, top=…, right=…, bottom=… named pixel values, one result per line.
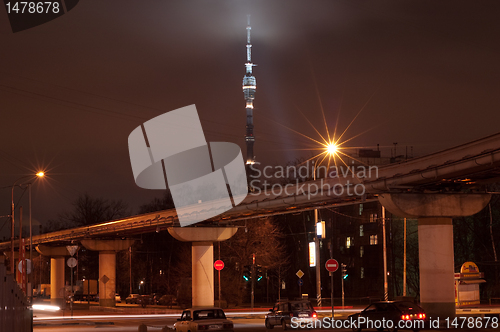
left=0, top=260, right=32, bottom=332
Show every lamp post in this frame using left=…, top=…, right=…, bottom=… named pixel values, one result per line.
left=313, top=143, right=337, bottom=307
left=10, top=172, right=44, bottom=276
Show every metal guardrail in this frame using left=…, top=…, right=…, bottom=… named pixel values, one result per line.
left=0, top=261, right=32, bottom=332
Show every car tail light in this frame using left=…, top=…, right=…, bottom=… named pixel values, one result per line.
left=312, top=312, right=317, bottom=318
left=290, top=313, right=294, bottom=317
left=198, top=324, right=208, bottom=330
left=223, top=323, right=233, bottom=329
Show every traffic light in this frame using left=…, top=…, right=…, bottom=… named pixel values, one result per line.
left=256, top=265, right=263, bottom=282
left=341, top=263, right=348, bottom=279
left=243, top=265, right=252, bottom=281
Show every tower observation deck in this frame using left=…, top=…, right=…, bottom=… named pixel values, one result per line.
left=243, top=15, right=256, bottom=165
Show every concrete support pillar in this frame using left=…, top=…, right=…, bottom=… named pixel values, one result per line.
left=50, top=257, right=65, bottom=306
left=168, top=227, right=238, bottom=308
left=36, top=245, right=70, bottom=307
left=379, top=193, right=491, bottom=319
left=192, top=242, right=214, bottom=307
left=418, top=217, right=455, bottom=318
left=98, top=251, right=116, bottom=307
left=80, top=239, right=134, bottom=307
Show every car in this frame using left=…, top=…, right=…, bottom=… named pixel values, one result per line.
left=347, top=301, right=427, bottom=332
left=174, top=307, right=234, bottom=332
left=137, top=294, right=156, bottom=307
left=158, top=294, right=177, bottom=306
left=115, top=294, right=121, bottom=303
left=125, top=294, right=140, bottom=304
left=265, top=299, right=318, bottom=330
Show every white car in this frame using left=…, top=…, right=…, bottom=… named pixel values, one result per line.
left=174, top=308, right=233, bottom=332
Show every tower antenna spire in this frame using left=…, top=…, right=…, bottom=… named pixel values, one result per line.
left=243, top=15, right=256, bottom=165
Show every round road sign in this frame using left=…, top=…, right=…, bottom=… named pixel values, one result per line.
left=325, top=259, right=339, bottom=272
left=67, top=257, right=78, bottom=268
left=214, top=260, right=224, bottom=271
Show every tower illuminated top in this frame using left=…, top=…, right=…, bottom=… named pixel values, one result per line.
left=243, top=15, right=256, bottom=165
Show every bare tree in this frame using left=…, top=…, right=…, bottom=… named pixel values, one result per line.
left=60, top=193, right=130, bottom=226
left=220, top=218, right=289, bottom=305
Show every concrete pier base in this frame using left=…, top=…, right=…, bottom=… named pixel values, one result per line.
left=418, top=218, right=455, bottom=318
left=81, top=239, right=134, bottom=307
left=98, top=251, right=116, bottom=307
left=168, top=227, right=238, bottom=308
left=36, top=245, right=70, bottom=308
left=379, top=193, right=491, bottom=319
left=50, top=257, right=65, bottom=307
left=192, top=242, right=214, bottom=307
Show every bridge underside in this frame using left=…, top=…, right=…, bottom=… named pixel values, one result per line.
left=1, top=131, right=500, bottom=313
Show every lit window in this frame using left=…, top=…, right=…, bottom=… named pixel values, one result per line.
left=360, top=246, right=364, bottom=258
left=346, top=237, right=352, bottom=249
left=370, top=213, right=377, bottom=222
left=359, top=225, right=364, bottom=237
left=370, top=235, right=378, bottom=245
left=360, top=267, right=364, bottom=279
left=359, top=204, right=364, bottom=215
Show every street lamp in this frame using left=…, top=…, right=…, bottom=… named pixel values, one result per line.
left=313, top=142, right=337, bottom=307
left=10, top=172, right=45, bottom=276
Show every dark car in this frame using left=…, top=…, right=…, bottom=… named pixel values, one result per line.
left=125, top=294, right=140, bottom=304
left=265, top=299, right=318, bottom=330
left=348, top=301, right=426, bottom=332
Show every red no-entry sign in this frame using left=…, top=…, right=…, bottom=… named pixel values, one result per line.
left=214, top=260, right=224, bottom=271
left=325, top=259, right=339, bottom=272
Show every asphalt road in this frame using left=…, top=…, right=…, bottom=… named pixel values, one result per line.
left=33, top=314, right=500, bottom=332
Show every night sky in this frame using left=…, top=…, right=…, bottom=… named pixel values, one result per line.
left=1, top=1, right=499, bottom=230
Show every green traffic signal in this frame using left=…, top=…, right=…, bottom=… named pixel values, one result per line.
left=341, top=263, right=348, bottom=279
left=256, top=265, right=263, bottom=282
left=243, top=265, right=252, bottom=282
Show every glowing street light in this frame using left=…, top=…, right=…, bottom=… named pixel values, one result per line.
left=10, top=171, right=45, bottom=278
left=312, top=142, right=337, bottom=307
left=326, top=142, right=337, bottom=156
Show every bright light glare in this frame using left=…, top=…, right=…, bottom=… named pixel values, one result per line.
left=32, top=304, right=60, bottom=311
left=326, top=143, right=337, bottom=155
left=36, top=171, right=45, bottom=177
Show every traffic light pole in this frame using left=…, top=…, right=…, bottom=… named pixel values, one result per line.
left=341, top=263, right=346, bottom=309
left=251, top=253, right=255, bottom=311
left=341, top=271, right=344, bottom=308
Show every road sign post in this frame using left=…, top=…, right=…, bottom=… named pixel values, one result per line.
left=20, top=239, right=26, bottom=294
left=214, top=260, right=224, bottom=307
left=325, top=259, right=338, bottom=319
left=296, top=270, right=304, bottom=298
left=67, top=257, right=78, bottom=317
